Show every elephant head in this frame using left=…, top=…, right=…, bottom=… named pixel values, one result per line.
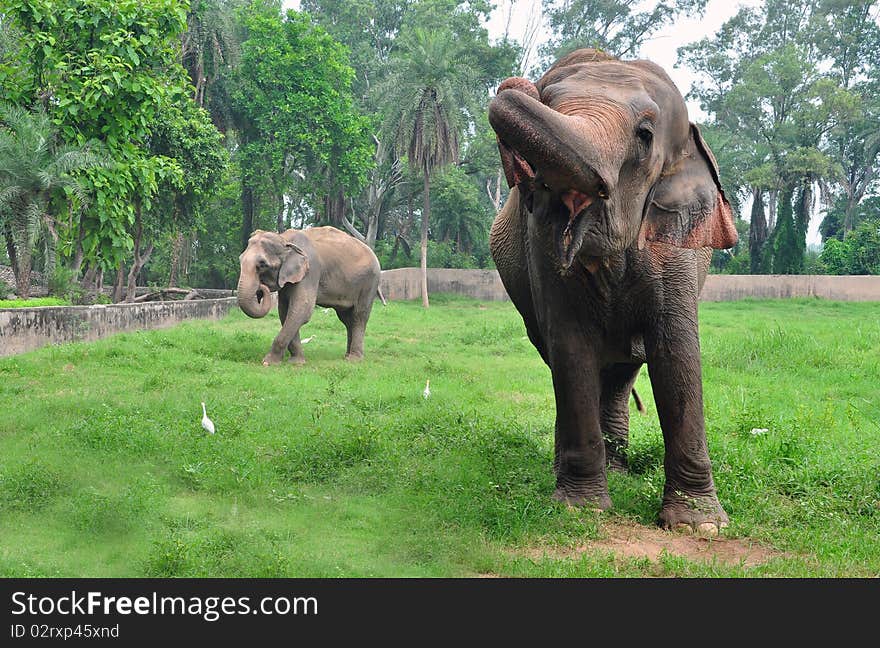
left=237, top=230, right=309, bottom=318
left=488, top=49, right=737, bottom=268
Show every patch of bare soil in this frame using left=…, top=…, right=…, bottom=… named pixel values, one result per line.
left=523, top=521, right=782, bottom=568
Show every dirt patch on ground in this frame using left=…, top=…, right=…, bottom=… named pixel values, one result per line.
left=523, top=520, right=782, bottom=568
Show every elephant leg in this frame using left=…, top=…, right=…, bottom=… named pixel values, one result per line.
left=287, top=331, right=305, bottom=364
left=336, top=305, right=369, bottom=361
left=548, top=343, right=611, bottom=509
left=601, top=363, right=642, bottom=473
left=276, top=289, right=305, bottom=363
left=263, top=287, right=315, bottom=366
left=644, top=305, right=728, bottom=535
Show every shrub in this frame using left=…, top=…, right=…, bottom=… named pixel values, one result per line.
left=48, top=265, right=85, bottom=303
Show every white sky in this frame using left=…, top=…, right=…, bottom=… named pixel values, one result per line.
left=487, top=0, right=764, bottom=121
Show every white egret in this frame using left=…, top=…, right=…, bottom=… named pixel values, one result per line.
left=201, top=402, right=215, bottom=434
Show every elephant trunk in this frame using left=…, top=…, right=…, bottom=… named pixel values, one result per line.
left=488, top=88, right=614, bottom=198
left=237, top=269, right=272, bottom=319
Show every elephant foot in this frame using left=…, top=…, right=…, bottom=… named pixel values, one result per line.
left=552, top=476, right=612, bottom=510
left=261, top=353, right=283, bottom=366
left=344, top=352, right=364, bottom=362
left=603, top=438, right=628, bottom=474
left=288, top=355, right=306, bottom=365
left=606, top=454, right=628, bottom=474
left=659, top=491, right=729, bottom=537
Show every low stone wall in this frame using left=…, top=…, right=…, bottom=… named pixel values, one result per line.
left=381, top=268, right=880, bottom=303
left=3, top=271, right=878, bottom=358
left=700, top=274, right=880, bottom=301
left=0, top=297, right=238, bottom=357
left=380, top=268, right=509, bottom=302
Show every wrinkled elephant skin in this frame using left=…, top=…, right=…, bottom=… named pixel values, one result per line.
left=488, top=50, right=738, bottom=534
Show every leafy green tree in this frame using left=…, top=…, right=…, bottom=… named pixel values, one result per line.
left=817, top=0, right=880, bottom=235
left=819, top=216, right=880, bottom=274
left=1, top=0, right=193, bottom=282
left=142, top=97, right=229, bottom=293
left=379, top=27, right=480, bottom=306
left=541, top=0, right=708, bottom=64
left=818, top=236, right=850, bottom=274
left=182, top=0, right=241, bottom=111
left=0, top=105, right=103, bottom=297
left=303, top=0, right=515, bottom=257
left=680, top=0, right=862, bottom=274
left=230, top=3, right=373, bottom=249
left=430, top=165, right=491, bottom=257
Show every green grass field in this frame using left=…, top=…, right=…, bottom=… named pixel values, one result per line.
left=1, top=296, right=878, bottom=577
left=0, top=297, right=68, bottom=308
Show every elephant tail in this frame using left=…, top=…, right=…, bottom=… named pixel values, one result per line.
left=377, top=286, right=387, bottom=306
left=631, top=388, right=646, bottom=415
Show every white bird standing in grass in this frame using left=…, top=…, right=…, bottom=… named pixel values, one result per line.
left=302, top=335, right=315, bottom=344
left=201, top=402, right=215, bottom=434
left=423, top=380, right=430, bottom=399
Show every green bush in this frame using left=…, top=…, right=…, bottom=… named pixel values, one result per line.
left=819, top=218, right=880, bottom=275
left=47, top=265, right=85, bottom=303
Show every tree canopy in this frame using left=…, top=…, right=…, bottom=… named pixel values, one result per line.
left=1, top=0, right=878, bottom=301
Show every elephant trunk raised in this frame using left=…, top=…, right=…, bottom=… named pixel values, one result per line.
left=236, top=268, right=272, bottom=319
left=488, top=86, right=617, bottom=200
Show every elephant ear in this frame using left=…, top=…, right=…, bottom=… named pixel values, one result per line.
left=279, top=242, right=309, bottom=286
left=640, top=123, right=738, bottom=250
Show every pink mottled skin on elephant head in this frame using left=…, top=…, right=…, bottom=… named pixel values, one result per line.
left=488, top=49, right=737, bottom=269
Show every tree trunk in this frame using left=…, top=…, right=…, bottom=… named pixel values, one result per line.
left=796, top=179, right=813, bottom=239
left=770, top=185, right=800, bottom=274
left=112, top=263, right=126, bottom=303
left=324, top=190, right=346, bottom=228
left=126, top=244, right=153, bottom=303
left=241, top=183, right=256, bottom=252
left=4, top=223, right=18, bottom=285
left=365, top=204, right=379, bottom=249
left=748, top=188, right=767, bottom=274
left=70, top=211, right=86, bottom=279
left=843, top=193, right=858, bottom=234
left=81, top=264, right=97, bottom=293
left=277, top=194, right=286, bottom=233
left=41, top=213, right=59, bottom=276
left=487, top=168, right=503, bottom=212
left=15, top=249, right=32, bottom=299
left=126, top=202, right=154, bottom=302
left=421, top=171, right=430, bottom=309
left=767, top=188, right=778, bottom=231
left=168, top=230, right=183, bottom=288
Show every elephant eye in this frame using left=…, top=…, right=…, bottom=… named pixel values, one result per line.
left=637, top=124, right=654, bottom=147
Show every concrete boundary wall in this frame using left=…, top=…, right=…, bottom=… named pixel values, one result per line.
left=2, top=271, right=878, bottom=358
left=0, top=297, right=237, bottom=357
left=381, top=269, right=880, bottom=303
left=380, top=268, right=510, bottom=302
left=700, top=274, right=880, bottom=301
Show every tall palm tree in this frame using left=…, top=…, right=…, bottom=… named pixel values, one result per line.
left=181, top=0, right=240, bottom=128
left=378, top=28, right=479, bottom=307
left=0, top=105, right=102, bottom=298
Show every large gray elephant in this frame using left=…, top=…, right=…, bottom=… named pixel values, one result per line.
left=487, top=49, right=738, bottom=535
left=237, top=226, right=384, bottom=365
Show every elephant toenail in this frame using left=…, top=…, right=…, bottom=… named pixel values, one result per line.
left=696, top=522, right=719, bottom=538
left=674, top=523, right=694, bottom=535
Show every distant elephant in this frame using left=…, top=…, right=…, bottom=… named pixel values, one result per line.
left=237, top=226, right=385, bottom=365
left=487, top=50, right=738, bottom=535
